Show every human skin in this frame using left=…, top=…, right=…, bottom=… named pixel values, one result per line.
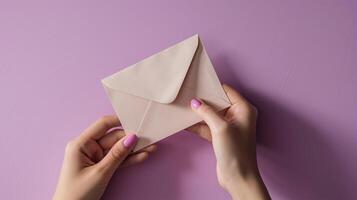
left=53, top=116, right=157, bottom=200
left=188, top=84, right=271, bottom=200
left=53, top=84, right=270, bottom=200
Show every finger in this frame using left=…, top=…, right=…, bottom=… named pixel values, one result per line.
left=98, top=129, right=125, bottom=150
left=104, top=144, right=157, bottom=155
left=100, top=132, right=157, bottom=155
left=96, top=134, right=137, bottom=174
left=222, top=84, right=248, bottom=105
left=223, top=84, right=257, bottom=118
left=186, top=123, right=212, bottom=141
left=136, top=144, right=157, bottom=153
left=120, top=152, right=149, bottom=168
left=190, top=98, right=227, bottom=132
left=80, top=116, right=121, bottom=141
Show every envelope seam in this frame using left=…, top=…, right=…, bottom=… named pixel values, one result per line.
left=204, top=61, right=231, bottom=104
left=136, top=100, right=152, bottom=134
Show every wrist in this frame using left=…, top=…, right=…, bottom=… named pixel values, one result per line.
left=221, top=166, right=270, bottom=200
left=223, top=166, right=260, bottom=190
left=219, top=158, right=259, bottom=189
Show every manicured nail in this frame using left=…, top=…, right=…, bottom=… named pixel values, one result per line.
left=123, top=134, right=138, bottom=148
left=191, top=98, right=202, bottom=109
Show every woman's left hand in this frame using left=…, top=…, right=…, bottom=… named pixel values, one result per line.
left=53, top=115, right=157, bottom=200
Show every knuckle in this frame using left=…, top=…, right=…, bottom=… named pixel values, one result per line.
left=241, top=102, right=258, bottom=116
left=249, top=104, right=258, bottom=117
left=246, top=103, right=258, bottom=114
left=98, top=115, right=112, bottom=128
left=65, top=139, right=79, bottom=153
left=215, top=121, right=230, bottom=133
left=99, top=115, right=110, bottom=123
left=200, top=104, right=213, bottom=113
left=110, top=147, right=126, bottom=161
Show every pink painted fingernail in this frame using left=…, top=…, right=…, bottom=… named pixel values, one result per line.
left=123, top=134, right=138, bottom=148
left=191, top=98, right=202, bottom=109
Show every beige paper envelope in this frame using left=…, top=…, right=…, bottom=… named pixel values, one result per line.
left=102, top=34, right=231, bottom=152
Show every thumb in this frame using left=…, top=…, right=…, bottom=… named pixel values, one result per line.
left=190, top=98, right=227, bottom=133
left=96, top=134, right=137, bottom=174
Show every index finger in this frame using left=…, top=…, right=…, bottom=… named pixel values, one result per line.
left=222, top=84, right=249, bottom=106
left=79, top=115, right=121, bottom=141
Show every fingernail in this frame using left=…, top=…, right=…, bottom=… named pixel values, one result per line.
left=123, top=134, right=138, bottom=148
left=191, top=98, right=202, bottom=109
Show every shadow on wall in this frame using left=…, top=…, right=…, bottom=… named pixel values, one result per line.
left=213, top=54, right=356, bottom=200
left=101, top=52, right=356, bottom=200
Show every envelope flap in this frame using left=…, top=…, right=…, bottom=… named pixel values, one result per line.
left=102, top=35, right=199, bottom=104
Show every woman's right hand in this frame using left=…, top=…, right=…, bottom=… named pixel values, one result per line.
left=188, top=84, right=271, bottom=200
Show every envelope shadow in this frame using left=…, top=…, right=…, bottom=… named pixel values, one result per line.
left=100, top=52, right=356, bottom=199
left=101, top=132, right=209, bottom=200
left=212, top=55, right=357, bottom=199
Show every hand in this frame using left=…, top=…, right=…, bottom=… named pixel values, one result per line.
left=188, top=84, right=271, bottom=200
left=53, top=116, right=157, bottom=200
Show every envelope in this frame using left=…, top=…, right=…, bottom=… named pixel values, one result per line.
left=101, top=34, right=231, bottom=152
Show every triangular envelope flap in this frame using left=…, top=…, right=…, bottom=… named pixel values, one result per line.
left=102, top=35, right=199, bottom=104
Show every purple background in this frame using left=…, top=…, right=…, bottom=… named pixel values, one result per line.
left=1, top=1, right=356, bottom=199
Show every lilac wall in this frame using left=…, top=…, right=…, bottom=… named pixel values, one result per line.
left=0, top=1, right=356, bottom=199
